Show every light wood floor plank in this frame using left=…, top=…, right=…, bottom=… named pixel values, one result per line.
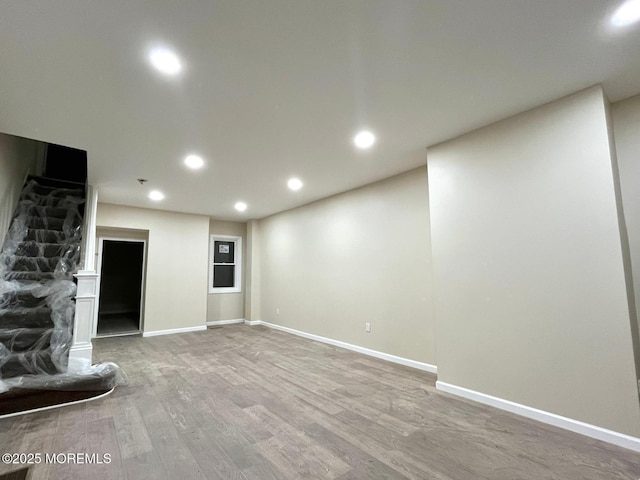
left=1, top=324, right=639, bottom=479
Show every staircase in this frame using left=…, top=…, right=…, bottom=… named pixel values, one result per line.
left=0, top=177, right=85, bottom=379
left=0, top=170, right=124, bottom=416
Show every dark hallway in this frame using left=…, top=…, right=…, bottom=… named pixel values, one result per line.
left=97, top=239, right=144, bottom=337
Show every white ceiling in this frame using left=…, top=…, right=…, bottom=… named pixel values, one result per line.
left=1, top=1, right=639, bottom=221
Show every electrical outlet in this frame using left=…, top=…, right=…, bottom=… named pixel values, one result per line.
left=276, top=308, right=280, bottom=315
left=365, top=322, right=371, bottom=333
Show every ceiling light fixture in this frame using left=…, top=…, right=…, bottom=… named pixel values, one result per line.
left=612, top=0, right=640, bottom=26
left=234, top=201, right=247, bottom=212
left=354, top=130, right=376, bottom=149
left=148, top=190, right=165, bottom=201
left=148, top=47, right=182, bottom=75
left=287, top=177, right=304, bottom=191
left=184, top=154, right=204, bottom=170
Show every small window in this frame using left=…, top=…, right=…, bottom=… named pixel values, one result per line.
left=209, top=235, right=242, bottom=293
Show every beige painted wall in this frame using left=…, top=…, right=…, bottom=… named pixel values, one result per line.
left=427, top=86, right=640, bottom=436
left=208, top=219, right=246, bottom=322
left=258, top=167, right=436, bottom=365
left=0, top=133, right=40, bottom=244
left=96, top=203, right=209, bottom=333
left=613, top=94, right=640, bottom=353
left=245, top=220, right=261, bottom=321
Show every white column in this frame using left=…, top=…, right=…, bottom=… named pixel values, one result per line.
left=68, top=184, right=99, bottom=370
left=82, top=185, right=99, bottom=271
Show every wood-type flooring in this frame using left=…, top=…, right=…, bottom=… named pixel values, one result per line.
left=1, top=325, right=638, bottom=479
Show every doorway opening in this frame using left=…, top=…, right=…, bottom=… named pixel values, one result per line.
left=96, top=238, right=146, bottom=337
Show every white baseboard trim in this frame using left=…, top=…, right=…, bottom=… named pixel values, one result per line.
left=250, top=320, right=437, bottom=374
left=436, top=381, right=640, bottom=453
left=143, top=325, right=207, bottom=337
left=207, top=318, right=245, bottom=326
left=244, top=319, right=262, bottom=326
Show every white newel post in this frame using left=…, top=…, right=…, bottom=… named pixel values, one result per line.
left=68, top=185, right=99, bottom=371
left=69, top=272, right=98, bottom=369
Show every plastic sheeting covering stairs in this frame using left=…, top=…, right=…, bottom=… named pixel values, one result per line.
left=0, top=178, right=124, bottom=402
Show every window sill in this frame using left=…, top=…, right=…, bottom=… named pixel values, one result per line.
left=209, top=287, right=242, bottom=294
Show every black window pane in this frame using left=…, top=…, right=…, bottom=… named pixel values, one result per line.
left=213, top=265, right=235, bottom=288
left=214, top=241, right=235, bottom=263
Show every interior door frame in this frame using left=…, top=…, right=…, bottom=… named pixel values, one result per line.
left=93, top=236, right=147, bottom=338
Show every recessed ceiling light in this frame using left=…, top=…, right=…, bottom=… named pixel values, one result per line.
left=234, top=201, right=247, bottom=212
left=184, top=154, right=204, bottom=170
left=148, top=47, right=182, bottom=75
left=612, top=0, right=640, bottom=26
left=353, top=130, right=376, bottom=149
left=148, top=190, right=165, bottom=201
left=287, top=177, right=304, bottom=191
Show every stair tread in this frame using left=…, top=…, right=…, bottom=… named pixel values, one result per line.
left=17, top=241, right=72, bottom=248
left=18, top=194, right=85, bottom=209
left=24, top=229, right=80, bottom=244
left=21, top=206, right=70, bottom=219
left=21, top=190, right=84, bottom=201
left=25, top=216, right=66, bottom=231
left=25, top=227, right=80, bottom=232
left=0, top=307, right=54, bottom=329
left=24, top=182, right=84, bottom=195
left=6, top=270, right=58, bottom=278
left=4, top=272, right=75, bottom=282
left=0, top=326, right=52, bottom=335
left=27, top=175, right=86, bottom=191
left=11, top=256, right=61, bottom=272
left=0, top=291, right=48, bottom=309
left=0, top=307, right=53, bottom=315
left=15, top=242, right=78, bottom=259
left=0, top=349, right=58, bottom=378
left=0, top=327, right=53, bottom=352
